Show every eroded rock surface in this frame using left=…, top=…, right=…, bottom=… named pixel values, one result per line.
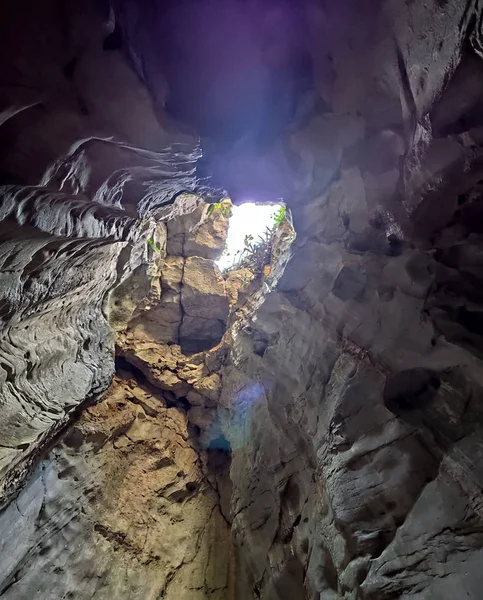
left=3, top=0, right=483, bottom=599
left=0, top=375, right=235, bottom=600
left=0, top=0, right=220, bottom=502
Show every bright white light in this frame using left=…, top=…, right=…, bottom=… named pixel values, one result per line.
left=216, top=203, right=281, bottom=270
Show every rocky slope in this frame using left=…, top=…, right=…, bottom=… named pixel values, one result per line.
left=2, top=0, right=483, bottom=599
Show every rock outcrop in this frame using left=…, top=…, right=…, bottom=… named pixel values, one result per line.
left=111, top=196, right=230, bottom=398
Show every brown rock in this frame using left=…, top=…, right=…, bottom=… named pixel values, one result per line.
left=166, top=200, right=229, bottom=259
left=161, top=256, right=185, bottom=293
left=180, top=257, right=229, bottom=353
left=184, top=204, right=230, bottom=259
left=193, top=373, right=222, bottom=404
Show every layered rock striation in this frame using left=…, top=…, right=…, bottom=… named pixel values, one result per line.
left=3, top=1, right=483, bottom=599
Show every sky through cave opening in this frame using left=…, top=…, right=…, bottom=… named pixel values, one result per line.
left=216, top=202, right=285, bottom=270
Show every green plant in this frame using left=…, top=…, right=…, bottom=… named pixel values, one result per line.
left=225, top=227, right=273, bottom=275
left=147, top=237, right=161, bottom=253
left=207, top=201, right=232, bottom=218
left=272, top=205, right=286, bottom=227
left=218, top=204, right=292, bottom=275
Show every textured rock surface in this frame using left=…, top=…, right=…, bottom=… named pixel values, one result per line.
left=3, top=0, right=483, bottom=599
left=0, top=0, right=219, bottom=502
left=180, top=256, right=229, bottom=353
left=111, top=196, right=230, bottom=362
left=206, top=1, right=483, bottom=596
left=0, top=375, right=235, bottom=600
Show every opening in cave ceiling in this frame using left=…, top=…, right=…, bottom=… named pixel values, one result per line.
left=216, top=202, right=287, bottom=270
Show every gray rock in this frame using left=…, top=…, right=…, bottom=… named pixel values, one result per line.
left=3, top=1, right=483, bottom=599
left=332, top=266, right=367, bottom=302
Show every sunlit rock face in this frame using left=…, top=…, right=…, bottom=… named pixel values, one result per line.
left=0, top=197, right=240, bottom=600
left=0, top=375, right=235, bottom=600
left=3, top=0, right=483, bottom=599
left=0, top=0, right=216, bottom=501
left=111, top=197, right=230, bottom=367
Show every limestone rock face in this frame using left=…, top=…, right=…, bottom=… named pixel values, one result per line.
left=111, top=196, right=230, bottom=356
left=0, top=0, right=221, bottom=498
left=181, top=256, right=229, bottom=353
left=201, top=1, right=483, bottom=594
left=167, top=199, right=230, bottom=259
left=0, top=376, right=236, bottom=600
left=0, top=184, right=146, bottom=502
left=4, top=0, right=483, bottom=599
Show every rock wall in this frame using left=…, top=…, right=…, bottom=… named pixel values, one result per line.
left=110, top=197, right=230, bottom=355
left=211, top=2, right=483, bottom=598
left=0, top=374, right=235, bottom=600
left=2, top=1, right=483, bottom=599
left=0, top=191, right=244, bottom=598
left=221, top=228, right=483, bottom=598
left=0, top=0, right=219, bottom=503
